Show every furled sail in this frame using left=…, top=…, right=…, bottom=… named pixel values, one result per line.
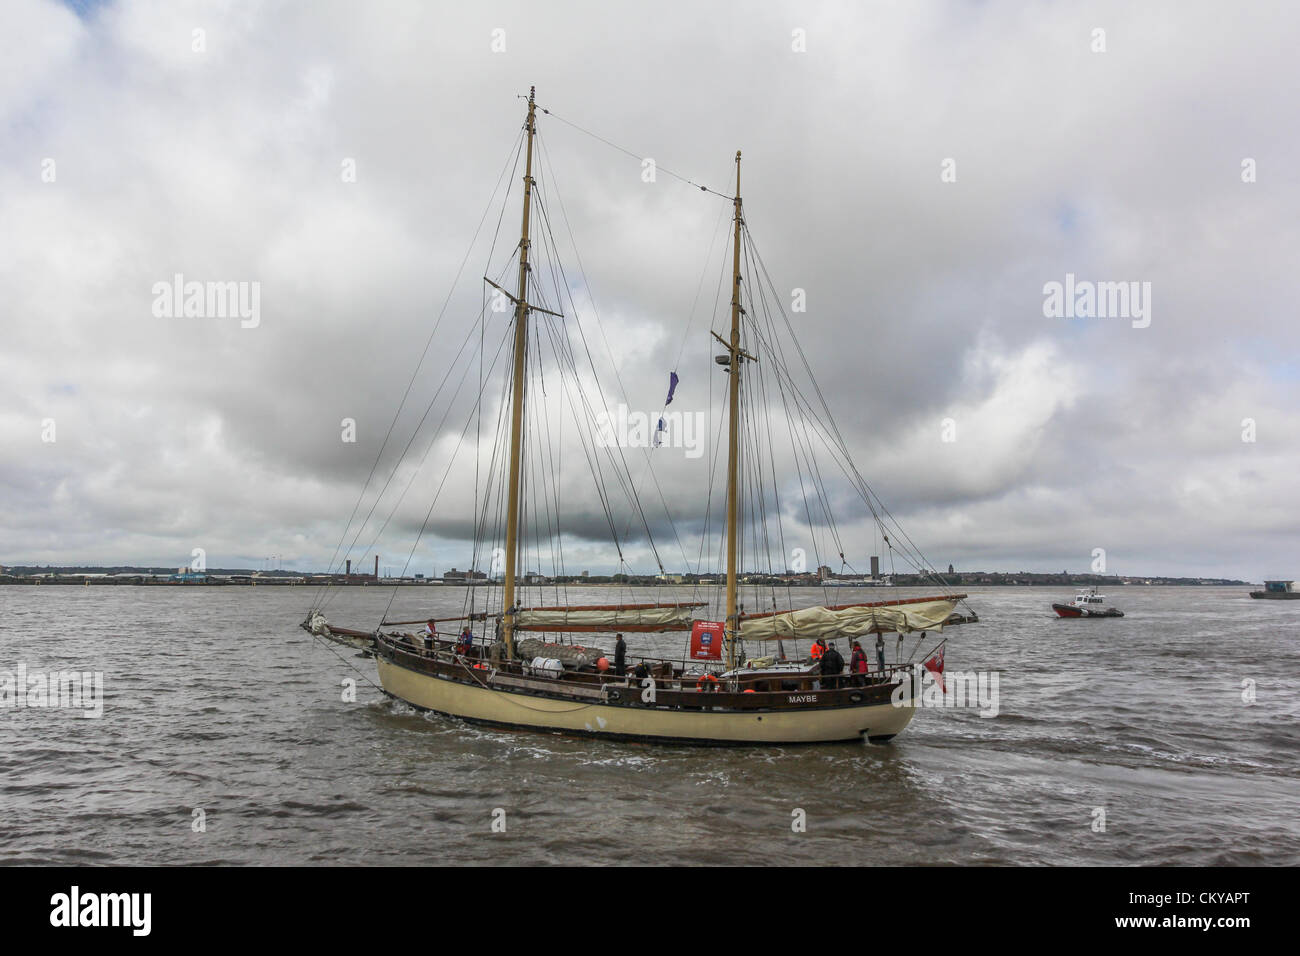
left=515, top=638, right=606, bottom=667
left=513, top=602, right=705, bottom=632
left=739, top=596, right=962, bottom=641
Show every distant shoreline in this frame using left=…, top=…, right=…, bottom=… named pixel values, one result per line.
left=0, top=577, right=1256, bottom=588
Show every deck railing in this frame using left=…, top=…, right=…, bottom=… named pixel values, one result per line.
left=380, top=631, right=916, bottom=706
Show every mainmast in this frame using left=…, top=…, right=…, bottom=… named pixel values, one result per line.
left=723, top=150, right=745, bottom=670
left=500, top=87, right=539, bottom=660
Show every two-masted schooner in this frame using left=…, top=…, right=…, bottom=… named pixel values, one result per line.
left=302, top=88, right=975, bottom=745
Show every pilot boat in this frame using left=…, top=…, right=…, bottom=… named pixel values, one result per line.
left=1052, top=587, right=1124, bottom=618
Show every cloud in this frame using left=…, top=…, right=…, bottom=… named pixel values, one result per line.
left=1, top=0, right=1296, bottom=581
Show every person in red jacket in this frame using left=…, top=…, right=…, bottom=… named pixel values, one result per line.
left=850, top=640, right=869, bottom=686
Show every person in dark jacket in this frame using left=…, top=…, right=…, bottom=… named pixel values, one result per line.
left=614, top=633, right=627, bottom=677
left=820, top=641, right=845, bottom=689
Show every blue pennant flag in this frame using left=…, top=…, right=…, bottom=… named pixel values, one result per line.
left=664, top=371, right=679, bottom=406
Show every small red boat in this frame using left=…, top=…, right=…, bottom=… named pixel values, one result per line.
left=1052, top=587, right=1124, bottom=618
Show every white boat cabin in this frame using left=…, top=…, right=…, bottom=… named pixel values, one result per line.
left=1072, top=588, right=1108, bottom=608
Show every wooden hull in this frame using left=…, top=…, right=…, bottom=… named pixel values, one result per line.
left=376, top=655, right=914, bottom=745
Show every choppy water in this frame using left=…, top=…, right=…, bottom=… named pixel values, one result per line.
left=1, top=584, right=1297, bottom=865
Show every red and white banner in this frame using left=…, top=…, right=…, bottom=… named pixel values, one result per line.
left=689, top=620, right=725, bottom=660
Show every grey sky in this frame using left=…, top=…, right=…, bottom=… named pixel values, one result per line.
left=2, top=0, right=1296, bottom=580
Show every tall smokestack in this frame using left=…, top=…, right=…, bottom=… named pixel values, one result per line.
left=346, top=559, right=351, bottom=577
left=870, top=555, right=880, bottom=578
left=375, top=555, right=379, bottom=580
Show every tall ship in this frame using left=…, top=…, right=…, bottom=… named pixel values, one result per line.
left=303, top=89, right=975, bottom=745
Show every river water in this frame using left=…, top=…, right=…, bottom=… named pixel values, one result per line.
left=2, top=584, right=1296, bottom=865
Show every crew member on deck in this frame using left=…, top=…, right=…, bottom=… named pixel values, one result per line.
left=456, top=626, right=473, bottom=656
left=614, top=633, right=627, bottom=677
left=810, top=638, right=827, bottom=661
left=820, top=641, right=845, bottom=689
left=424, top=619, right=436, bottom=652
left=850, top=640, right=868, bottom=686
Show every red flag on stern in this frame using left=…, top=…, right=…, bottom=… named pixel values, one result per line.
left=923, top=646, right=946, bottom=692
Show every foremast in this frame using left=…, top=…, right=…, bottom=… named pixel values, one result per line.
left=722, top=150, right=751, bottom=670
left=501, top=87, right=539, bottom=660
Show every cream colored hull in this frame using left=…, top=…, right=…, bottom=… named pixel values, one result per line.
left=376, top=658, right=914, bottom=744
